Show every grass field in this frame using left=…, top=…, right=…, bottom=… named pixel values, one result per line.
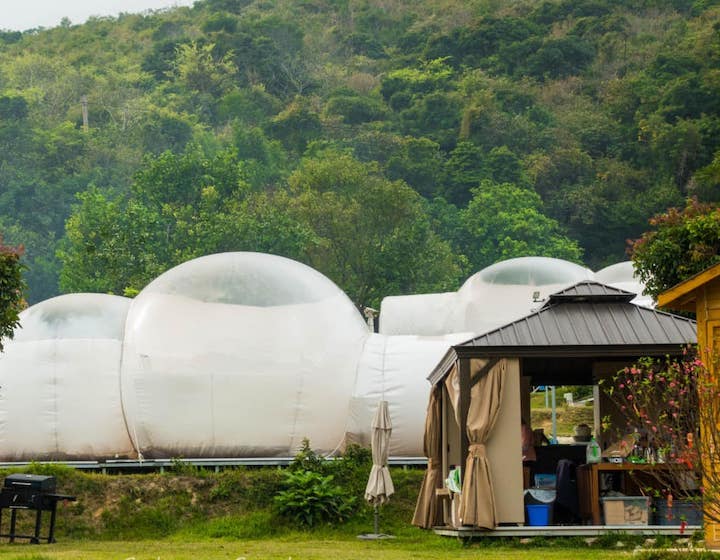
left=0, top=536, right=638, bottom=560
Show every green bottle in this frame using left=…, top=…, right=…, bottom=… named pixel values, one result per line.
left=586, top=436, right=601, bottom=464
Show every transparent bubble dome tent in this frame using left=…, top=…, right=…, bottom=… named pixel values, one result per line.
left=380, top=257, right=597, bottom=336
left=0, top=253, right=650, bottom=461
left=121, top=252, right=369, bottom=458
left=0, top=294, right=134, bottom=460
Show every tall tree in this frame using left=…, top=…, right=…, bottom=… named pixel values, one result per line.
left=631, top=198, right=720, bottom=299
left=58, top=146, right=312, bottom=295
left=459, top=180, right=584, bottom=271
left=285, top=151, right=464, bottom=307
left=0, top=237, right=25, bottom=351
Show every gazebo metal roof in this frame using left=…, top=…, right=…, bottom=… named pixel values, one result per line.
left=429, top=281, right=697, bottom=384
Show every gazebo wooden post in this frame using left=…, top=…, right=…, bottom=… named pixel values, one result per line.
left=441, top=390, right=448, bottom=483
left=459, top=358, right=471, bottom=467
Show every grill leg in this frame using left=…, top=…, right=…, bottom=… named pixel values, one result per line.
left=9, top=509, right=17, bottom=543
left=32, top=508, right=41, bottom=544
left=48, top=504, right=58, bottom=543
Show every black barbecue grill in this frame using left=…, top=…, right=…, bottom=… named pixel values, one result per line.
left=0, top=474, right=76, bottom=543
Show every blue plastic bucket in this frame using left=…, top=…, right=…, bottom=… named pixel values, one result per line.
left=526, top=504, right=551, bottom=526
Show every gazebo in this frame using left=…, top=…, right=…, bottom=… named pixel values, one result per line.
left=412, top=281, right=697, bottom=534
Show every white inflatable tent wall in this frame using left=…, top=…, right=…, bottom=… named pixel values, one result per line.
left=0, top=294, right=134, bottom=460
left=348, top=332, right=473, bottom=457
left=595, top=261, right=654, bottom=308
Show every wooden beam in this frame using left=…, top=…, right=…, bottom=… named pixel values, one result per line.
left=658, top=262, right=720, bottom=310
left=470, top=358, right=500, bottom=388
left=441, top=388, right=448, bottom=483
left=459, top=358, right=471, bottom=466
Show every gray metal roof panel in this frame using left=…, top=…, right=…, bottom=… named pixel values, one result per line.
left=428, top=281, right=696, bottom=384
left=543, top=281, right=637, bottom=306
left=463, top=302, right=696, bottom=348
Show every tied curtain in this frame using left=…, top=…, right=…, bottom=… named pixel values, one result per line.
left=411, top=379, right=447, bottom=528
left=446, top=359, right=506, bottom=529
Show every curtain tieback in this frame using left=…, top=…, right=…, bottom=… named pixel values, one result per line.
left=468, top=443, right=487, bottom=457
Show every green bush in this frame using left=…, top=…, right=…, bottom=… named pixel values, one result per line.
left=209, top=467, right=283, bottom=506
left=326, top=443, right=372, bottom=497
left=274, top=470, right=356, bottom=527
left=169, top=458, right=207, bottom=477
left=289, top=438, right=328, bottom=474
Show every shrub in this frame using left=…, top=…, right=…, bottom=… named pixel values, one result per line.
left=169, top=457, right=207, bottom=477
left=326, top=443, right=373, bottom=497
left=274, top=470, right=356, bottom=527
left=289, top=438, right=327, bottom=474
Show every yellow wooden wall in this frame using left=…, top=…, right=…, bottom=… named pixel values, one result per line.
left=695, top=278, right=720, bottom=548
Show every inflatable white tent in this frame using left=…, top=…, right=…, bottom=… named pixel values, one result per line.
left=595, top=261, right=653, bottom=308
left=120, top=252, right=369, bottom=458
left=379, top=257, right=596, bottom=336
left=0, top=253, right=651, bottom=461
left=0, top=294, right=134, bottom=460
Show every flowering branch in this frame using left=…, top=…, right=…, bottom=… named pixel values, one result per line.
left=599, top=346, right=719, bottom=523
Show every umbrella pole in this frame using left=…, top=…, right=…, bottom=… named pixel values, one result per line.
left=374, top=504, right=379, bottom=535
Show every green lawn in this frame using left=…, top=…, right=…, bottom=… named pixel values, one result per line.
left=0, top=537, right=634, bottom=560
left=0, top=461, right=680, bottom=560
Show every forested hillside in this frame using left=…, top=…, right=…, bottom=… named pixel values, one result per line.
left=1, top=0, right=719, bottom=307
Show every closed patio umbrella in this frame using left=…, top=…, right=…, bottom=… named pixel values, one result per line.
left=360, top=400, right=395, bottom=539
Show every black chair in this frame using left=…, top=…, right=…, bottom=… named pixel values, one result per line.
left=554, top=459, right=580, bottom=524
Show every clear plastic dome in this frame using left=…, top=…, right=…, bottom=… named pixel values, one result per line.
left=121, top=252, right=369, bottom=458
left=0, top=294, right=134, bottom=460
left=141, top=252, right=349, bottom=306
left=468, top=256, right=594, bottom=288
left=13, top=293, right=131, bottom=341
left=381, top=257, right=595, bottom=336
left=595, top=261, right=636, bottom=284
left=596, top=261, right=653, bottom=308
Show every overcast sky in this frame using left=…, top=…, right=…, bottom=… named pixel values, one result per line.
left=2, top=0, right=195, bottom=31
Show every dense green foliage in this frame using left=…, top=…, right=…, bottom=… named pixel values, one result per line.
left=1, top=0, right=720, bottom=304
left=0, top=238, right=25, bottom=351
left=274, top=470, right=356, bottom=527
left=631, top=198, right=720, bottom=298
left=273, top=439, right=369, bottom=527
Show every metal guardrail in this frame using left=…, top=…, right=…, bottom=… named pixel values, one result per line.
left=0, top=457, right=427, bottom=474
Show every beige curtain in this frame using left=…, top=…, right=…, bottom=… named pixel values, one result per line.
left=458, top=358, right=506, bottom=529
left=444, top=363, right=460, bottom=426
left=411, top=381, right=445, bottom=528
